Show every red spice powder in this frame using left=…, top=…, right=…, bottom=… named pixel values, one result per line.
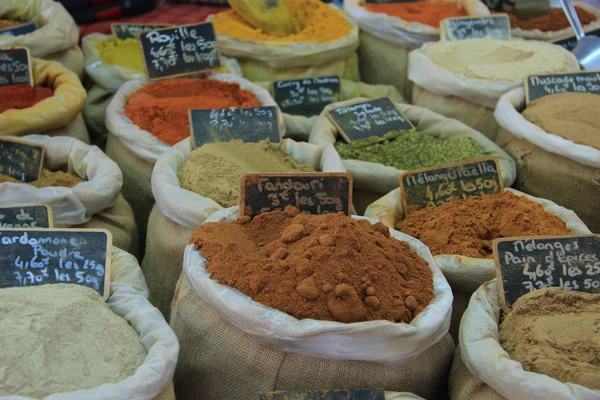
left=0, top=85, right=54, bottom=114
left=505, top=7, right=596, bottom=31
left=364, top=2, right=466, bottom=27
left=124, top=78, right=262, bottom=146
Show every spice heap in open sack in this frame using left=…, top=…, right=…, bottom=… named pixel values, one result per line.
left=397, top=192, right=572, bottom=258
left=0, top=170, right=83, bottom=187
left=504, top=7, right=596, bottom=31
left=0, top=284, right=147, bottom=397
left=500, top=288, right=600, bottom=390
left=363, top=2, right=466, bottom=27
left=94, top=37, right=145, bottom=71
left=0, top=85, right=54, bottom=114
left=190, top=206, right=435, bottom=323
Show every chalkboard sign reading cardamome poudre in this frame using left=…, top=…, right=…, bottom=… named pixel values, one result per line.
left=0, top=229, right=112, bottom=300
left=494, top=234, right=600, bottom=310
left=0, top=47, right=33, bottom=87
left=112, top=23, right=174, bottom=40
left=441, top=15, right=511, bottom=41
left=240, top=172, right=352, bottom=218
left=139, top=22, right=220, bottom=80
left=0, top=137, right=44, bottom=182
left=400, top=157, right=503, bottom=216
left=273, top=76, right=341, bottom=117
left=0, top=22, right=37, bottom=37
left=0, top=205, right=53, bottom=228
left=327, top=97, right=415, bottom=143
left=525, top=71, right=600, bottom=103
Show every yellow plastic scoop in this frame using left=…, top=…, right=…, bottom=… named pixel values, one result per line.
left=228, top=0, right=298, bottom=37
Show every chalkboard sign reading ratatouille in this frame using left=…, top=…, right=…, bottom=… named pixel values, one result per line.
left=525, top=71, right=600, bottom=103
left=0, top=137, right=44, bottom=182
left=240, top=172, right=353, bottom=219
left=0, top=22, right=37, bottom=37
left=273, top=76, right=341, bottom=117
left=400, top=157, right=503, bottom=216
left=494, top=234, right=600, bottom=310
left=189, top=106, right=280, bottom=148
left=327, top=97, right=415, bottom=143
left=0, top=47, right=33, bottom=87
left=139, top=22, right=220, bottom=80
left=441, top=15, right=511, bottom=41
left=0, top=228, right=112, bottom=300
left=0, top=205, right=53, bottom=228
left=112, top=23, right=175, bottom=40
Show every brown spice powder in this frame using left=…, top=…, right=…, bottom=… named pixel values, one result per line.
left=0, top=170, right=83, bottom=188
left=190, top=206, right=435, bottom=323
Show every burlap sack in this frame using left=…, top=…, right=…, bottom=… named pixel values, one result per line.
left=145, top=138, right=346, bottom=318
left=495, top=87, right=600, bottom=233
left=0, top=58, right=88, bottom=143
left=408, top=41, right=580, bottom=140
left=345, top=0, right=489, bottom=101
left=449, top=347, right=504, bottom=400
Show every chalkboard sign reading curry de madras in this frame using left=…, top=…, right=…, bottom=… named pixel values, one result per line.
left=441, top=15, right=511, bottom=41
left=0, top=137, right=44, bottom=182
left=0, top=47, right=33, bottom=87
left=273, top=76, right=341, bottom=117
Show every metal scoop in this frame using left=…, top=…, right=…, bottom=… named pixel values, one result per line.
left=560, top=0, right=600, bottom=69
left=515, top=0, right=552, bottom=20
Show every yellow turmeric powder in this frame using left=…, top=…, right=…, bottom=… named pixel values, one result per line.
left=212, top=0, right=350, bottom=43
left=94, top=37, right=145, bottom=71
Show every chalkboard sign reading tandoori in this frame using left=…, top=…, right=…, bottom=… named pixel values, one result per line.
left=189, top=106, right=280, bottom=148
left=494, top=234, right=600, bottom=310
left=112, top=23, right=175, bottom=40
left=259, top=389, right=385, bottom=400
left=0, top=22, right=37, bottom=37
left=400, top=157, right=503, bottom=216
left=273, top=76, right=341, bottom=117
left=0, top=47, right=33, bottom=87
left=327, top=97, right=415, bottom=143
left=0, top=137, right=44, bottom=182
left=240, top=172, right=352, bottom=219
left=139, top=22, right=220, bottom=80
left=0, top=205, right=53, bottom=228
left=525, top=71, right=600, bottom=103
left=441, top=15, right=511, bottom=41
left=0, top=228, right=112, bottom=300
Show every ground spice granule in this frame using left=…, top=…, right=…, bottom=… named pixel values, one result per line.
left=397, top=191, right=572, bottom=259
left=505, top=7, right=596, bottom=31
left=364, top=2, right=466, bottom=27
left=191, top=206, right=435, bottom=323
left=0, top=85, right=54, bottom=113
left=124, top=78, right=262, bottom=146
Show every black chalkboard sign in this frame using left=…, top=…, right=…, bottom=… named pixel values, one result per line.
left=494, top=234, right=600, bottom=310
left=0, top=22, right=37, bottom=37
left=400, top=157, right=503, bottom=216
left=112, top=23, right=174, bottom=40
left=259, top=389, right=385, bottom=400
left=327, top=97, right=415, bottom=143
left=441, top=15, right=511, bottom=41
left=273, top=76, right=341, bottom=117
left=240, top=172, right=353, bottom=218
left=0, top=137, right=44, bottom=182
left=0, top=205, right=52, bottom=228
left=189, top=106, right=280, bottom=148
left=525, top=71, right=600, bottom=104
left=139, top=22, right=220, bottom=80
left=0, top=47, right=33, bottom=87
left=0, top=228, right=112, bottom=300
left=552, top=28, right=600, bottom=51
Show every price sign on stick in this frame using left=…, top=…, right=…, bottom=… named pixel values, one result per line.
left=399, top=157, right=503, bottom=216
left=0, top=205, right=53, bottom=228
left=240, top=172, right=353, bottom=219
left=494, top=234, right=600, bottom=310
left=441, top=15, right=511, bottom=41
left=259, top=389, right=385, bottom=400
left=0, top=137, right=44, bottom=182
left=139, top=22, right=220, bottom=80
left=0, top=47, right=33, bottom=87
left=0, top=22, right=37, bottom=37
left=525, top=71, right=600, bottom=103
left=273, top=76, right=341, bottom=117
left=327, top=97, right=415, bottom=143
left=112, top=23, right=175, bottom=40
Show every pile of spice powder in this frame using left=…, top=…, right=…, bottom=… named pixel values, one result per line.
left=94, top=37, right=144, bottom=71
left=504, top=7, right=596, bottom=31
left=397, top=191, right=572, bottom=259
left=0, top=19, right=23, bottom=29
left=364, top=2, right=466, bottom=27
left=0, top=170, right=83, bottom=187
left=0, top=85, right=54, bottom=113
left=179, top=140, right=314, bottom=207
left=124, top=78, right=262, bottom=146
left=212, top=0, right=350, bottom=43
left=191, top=206, right=435, bottom=323
left=335, top=131, right=487, bottom=171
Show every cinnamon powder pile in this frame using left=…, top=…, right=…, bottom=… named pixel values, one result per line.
left=190, top=206, right=435, bottom=323
left=397, top=191, right=572, bottom=259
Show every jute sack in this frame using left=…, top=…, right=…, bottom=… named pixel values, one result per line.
left=170, top=208, right=454, bottom=400
left=0, top=135, right=138, bottom=257
left=364, top=188, right=591, bottom=342
left=145, top=138, right=345, bottom=318
left=450, top=280, right=600, bottom=400
left=495, top=87, right=600, bottom=233
left=344, top=0, right=489, bottom=101
left=105, top=73, right=277, bottom=248
left=0, top=58, right=88, bottom=143
left=408, top=41, right=580, bottom=140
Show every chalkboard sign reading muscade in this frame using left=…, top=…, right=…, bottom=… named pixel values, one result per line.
left=0, top=47, right=33, bottom=87
left=112, top=23, right=175, bottom=40
left=0, top=22, right=37, bottom=37
left=0, top=137, right=44, bottom=182
left=494, top=234, right=600, bottom=310
left=400, top=157, right=503, bottom=216
left=0, top=205, right=53, bottom=228
left=0, top=228, right=112, bottom=299
left=273, top=76, right=341, bottom=117
left=552, top=28, right=600, bottom=51
left=525, top=71, right=600, bottom=103
left=259, top=389, right=385, bottom=400
left=240, top=172, right=352, bottom=218
left=189, top=106, right=280, bottom=148
left=327, top=97, right=415, bottom=143
left=139, top=22, right=220, bottom=80
left=441, top=15, right=511, bottom=41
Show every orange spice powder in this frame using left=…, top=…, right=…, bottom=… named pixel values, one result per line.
left=364, top=1, right=467, bottom=27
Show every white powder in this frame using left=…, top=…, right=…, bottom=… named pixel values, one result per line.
left=0, top=284, right=147, bottom=398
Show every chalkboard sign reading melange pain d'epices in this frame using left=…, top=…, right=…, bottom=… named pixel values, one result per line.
left=327, top=97, right=415, bottom=143
left=0, top=137, right=44, bottom=182
left=273, top=76, right=341, bottom=117
left=139, top=22, right=220, bottom=80
left=0, top=47, right=33, bottom=87
left=112, top=23, right=175, bottom=40
left=440, top=15, right=511, bottom=41
left=0, top=22, right=37, bottom=37
left=494, top=234, right=600, bottom=310
left=189, top=106, right=280, bottom=148
left=525, top=71, right=600, bottom=103
left=0, top=205, right=53, bottom=229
